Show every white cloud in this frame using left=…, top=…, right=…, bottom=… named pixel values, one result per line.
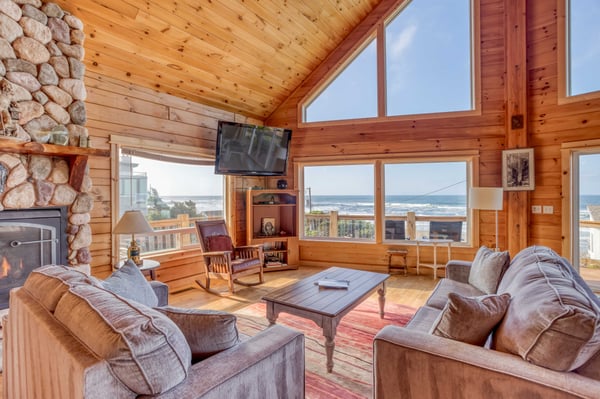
left=389, top=23, right=417, bottom=60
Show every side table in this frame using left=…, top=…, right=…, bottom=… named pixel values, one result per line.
left=116, top=259, right=160, bottom=280
left=416, top=239, right=452, bottom=279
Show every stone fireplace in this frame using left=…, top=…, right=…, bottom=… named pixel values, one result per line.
left=0, top=206, right=68, bottom=309
left=0, top=0, right=94, bottom=288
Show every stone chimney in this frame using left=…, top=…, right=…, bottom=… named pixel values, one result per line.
left=0, top=0, right=92, bottom=272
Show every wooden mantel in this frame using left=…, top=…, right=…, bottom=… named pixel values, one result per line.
left=0, top=139, right=110, bottom=191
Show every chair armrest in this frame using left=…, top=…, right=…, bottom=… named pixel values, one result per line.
left=149, top=281, right=169, bottom=306
left=149, top=325, right=305, bottom=399
left=373, top=325, right=600, bottom=399
left=445, top=260, right=472, bottom=283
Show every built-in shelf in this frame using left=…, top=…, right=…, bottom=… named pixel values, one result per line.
left=0, top=138, right=110, bottom=191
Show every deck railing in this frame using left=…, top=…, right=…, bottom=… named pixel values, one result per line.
left=123, top=212, right=600, bottom=264
left=305, top=211, right=466, bottom=240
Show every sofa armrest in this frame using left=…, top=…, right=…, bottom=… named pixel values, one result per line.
left=445, top=260, right=472, bottom=283
left=149, top=280, right=169, bottom=306
left=373, top=325, right=600, bottom=399
left=148, top=325, right=305, bottom=399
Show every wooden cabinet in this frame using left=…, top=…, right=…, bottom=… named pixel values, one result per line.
left=246, top=189, right=298, bottom=271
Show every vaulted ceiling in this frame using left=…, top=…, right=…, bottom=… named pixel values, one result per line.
left=52, top=0, right=382, bottom=120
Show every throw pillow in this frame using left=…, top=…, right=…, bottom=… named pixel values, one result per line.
left=156, top=306, right=240, bottom=362
left=102, top=260, right=158, bottom=307
left=430, top=292, right=511, bottom=346
left=468, top=246, right=510, bottom=294
left=54, top=284, right=191, bottom=395
left=205, top=234, right=233, bottom=252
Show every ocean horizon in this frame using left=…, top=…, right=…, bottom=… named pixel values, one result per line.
left=162, top=194, right=600, bottom=220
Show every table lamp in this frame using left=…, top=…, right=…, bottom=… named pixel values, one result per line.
left=113, top=210, right=154, bottom=265
left=469, top=187, right=503, bottom=251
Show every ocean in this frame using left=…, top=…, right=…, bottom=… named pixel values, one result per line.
left=162, top=194, right=600, bottom=219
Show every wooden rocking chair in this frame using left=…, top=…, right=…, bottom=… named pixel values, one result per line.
left=195, top=220, right=264, bottom=294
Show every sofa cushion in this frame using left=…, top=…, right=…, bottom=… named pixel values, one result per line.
left=22, top=264, right=93, bottom=312
left=430, top=292, right=511, bottom=346
left=468, top=246, right=510, bottom=294
left=102, top=260, right=158, bottom=307
left=205, top=234, right=233, bottom=252
left=156, top=306, right=240, bottom=362
left=425, top=278, right=485, bottom=310
left=494, top=246, right=600, bottom=371
left=405, top=305, right=441, bottom=333
left=54, top=284, right=191, bottom=395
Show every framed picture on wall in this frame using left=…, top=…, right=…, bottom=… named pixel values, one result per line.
left=502, top=148, right=535, bottom=191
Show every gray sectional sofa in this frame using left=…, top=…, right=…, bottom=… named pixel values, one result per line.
left=3, top=264, right=305, bottom=399
left=374, top=245, right=600, bottom=398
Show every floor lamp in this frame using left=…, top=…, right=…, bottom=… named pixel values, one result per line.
left=469, top=187, right=504, bottom=251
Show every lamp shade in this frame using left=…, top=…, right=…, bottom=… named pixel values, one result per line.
left=113, top=210, right=154, bottom=235
left=469, top=187, right=503, bottom=210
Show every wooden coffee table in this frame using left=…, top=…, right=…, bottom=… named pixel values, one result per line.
left=262, top=267, right=389, bottom=372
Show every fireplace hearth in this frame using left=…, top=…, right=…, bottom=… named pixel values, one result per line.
left=0, top=207, right=68, bottom=309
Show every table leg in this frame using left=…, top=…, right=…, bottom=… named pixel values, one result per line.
left=323, top=320, right=338, bottom=373
left=378, top=282, right=386, bottom=319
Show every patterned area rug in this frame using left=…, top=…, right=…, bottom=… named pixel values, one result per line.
left=235, top=299, right=415, bottom=399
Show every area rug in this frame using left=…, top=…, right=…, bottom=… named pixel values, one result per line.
left=235, top=300, right=415, bottom=399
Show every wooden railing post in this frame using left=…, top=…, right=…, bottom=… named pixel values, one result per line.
left=177, top=214, right=190, bottom=247
left=407, top=212, right=416, bottom=240
left=329, top=211, right=338, bottom=237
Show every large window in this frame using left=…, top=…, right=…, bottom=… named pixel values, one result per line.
left=565, top=0, right=600, bottom=97
left=384, top=162, right=468, bottom=242
left=385, top=0, right=473, bottom=116
left=303, top=164, right=375, bottom=240
left=115, top=144, right=223, bottom=259
left=302, top=0, right=476, bottom=123
left=300, top=157, right=471, bottom=244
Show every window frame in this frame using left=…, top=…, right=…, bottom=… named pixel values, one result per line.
left=557, top=0, right=600, bottom=104
left=298, top=0, right=481, bottom=127
left=296, top=151, right=478, bottom=247
left=110, top=134, right=230, bottom=263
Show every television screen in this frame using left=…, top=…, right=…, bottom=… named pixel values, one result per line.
left=214, top=121, right=292, bottom=176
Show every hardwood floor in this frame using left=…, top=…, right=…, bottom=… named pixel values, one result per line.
left=169, top=266, right=438, bottom=312
left=0, top=266, right=438, bottom=397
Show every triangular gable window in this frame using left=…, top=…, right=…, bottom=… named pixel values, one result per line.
left=301, top=0, right=475, bottom=123
left=304, top=39, right=377, bottom=123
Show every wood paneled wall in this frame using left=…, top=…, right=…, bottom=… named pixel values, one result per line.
left=266, top=0, right=508, bottom=269
left=84, top=71, right=260, bottom=290
left=528, top=0, right=600, bottom=253
left=83, top=0, right=600, bottom=280
left=264, top=0, right=600, bottom=269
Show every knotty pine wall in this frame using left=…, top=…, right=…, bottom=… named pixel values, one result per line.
left=264, top=0, right=600, bottom=271
left=84, top=71, right=261, bottom=291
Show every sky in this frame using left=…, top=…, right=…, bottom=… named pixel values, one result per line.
left=134, top=0, right=600, bottom=198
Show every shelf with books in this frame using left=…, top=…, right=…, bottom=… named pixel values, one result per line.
left=246, top=188, right=298, bottom=272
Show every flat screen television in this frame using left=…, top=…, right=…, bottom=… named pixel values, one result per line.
left=214, top=121, right=292, bottom=176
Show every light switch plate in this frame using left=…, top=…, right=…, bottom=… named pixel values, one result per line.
left=543, top=206, right=554, bottom=214
left=532, top=205, right=542, bottom=214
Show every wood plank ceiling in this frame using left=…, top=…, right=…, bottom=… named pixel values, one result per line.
left=52, top=0, right=382, bottom=120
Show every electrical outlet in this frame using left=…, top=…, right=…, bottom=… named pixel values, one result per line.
left=543, top=205, right=554, bottom=214
left=532, top=205, right=542, bottom=214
